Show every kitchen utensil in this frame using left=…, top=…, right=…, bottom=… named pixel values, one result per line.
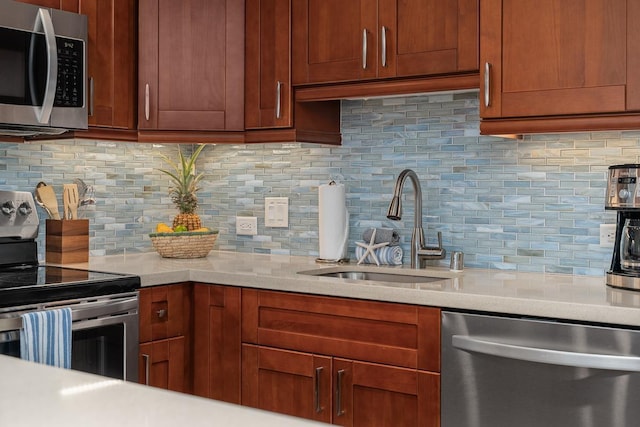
left=35, top=182, right=61, bottom=220
left=73, top=178, right=88, bottom=200
left=34, top=182, right=53, bottom=219
left=63, top=184, right=79, bottom=220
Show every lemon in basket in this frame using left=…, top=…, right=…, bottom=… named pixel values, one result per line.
left=156, top=223, right=173, bottom=233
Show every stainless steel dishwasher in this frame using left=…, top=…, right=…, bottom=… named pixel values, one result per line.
left=442, top=311, right=640, bottom=427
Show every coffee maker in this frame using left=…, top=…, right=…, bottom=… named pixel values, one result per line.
left=606, top=164, right=640, bottom=290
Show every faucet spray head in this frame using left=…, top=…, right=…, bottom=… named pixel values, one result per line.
left=387, top=195, right=402, bottom=220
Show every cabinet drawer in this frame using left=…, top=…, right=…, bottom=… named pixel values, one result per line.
left=242, top=290, right=440, bottom=371
left=139, top=283, right=191, bottom=342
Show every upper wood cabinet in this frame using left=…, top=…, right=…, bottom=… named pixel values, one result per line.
left=244, top=0, right=342, bottom=144
left=480, top=0, right=640, bottom=134
left=138, top=0, right=244, bottom=132
left=80, top=0, right=137, bottom=131
left=292, top=0, right=478, bottom=85
left=245, top=0, right=292, bottom=129
left=15, top=0, right=137, bottom=137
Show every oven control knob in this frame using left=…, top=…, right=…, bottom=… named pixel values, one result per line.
left=1, top=201, right=16, bottom=216
left=18, top=202, right=33, bottom=216
left=619, top=188, right=631, bottom=200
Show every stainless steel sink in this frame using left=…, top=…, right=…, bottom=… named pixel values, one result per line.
left=298, top=268, right=448, bottom=284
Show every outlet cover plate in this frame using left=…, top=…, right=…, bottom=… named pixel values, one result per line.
left=236, top=216, right=257, bottom=236
left=600, top=224, right=616, bottom=247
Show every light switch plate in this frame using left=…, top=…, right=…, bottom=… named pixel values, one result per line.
left=236, top=216, right=257, bottom=235
left=265, top=197, right=288, bottom=227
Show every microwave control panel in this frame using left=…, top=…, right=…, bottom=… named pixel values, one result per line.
left=54, top=37, right=84, bottom=108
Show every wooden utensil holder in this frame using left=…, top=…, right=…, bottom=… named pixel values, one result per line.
left=46, top=219, right=89, bottom=264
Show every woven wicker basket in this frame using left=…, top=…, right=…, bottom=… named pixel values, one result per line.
left=149, top=230, right=219, bottom=259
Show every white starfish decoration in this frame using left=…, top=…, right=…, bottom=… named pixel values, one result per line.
left=355, top=228, right=389, bottom=265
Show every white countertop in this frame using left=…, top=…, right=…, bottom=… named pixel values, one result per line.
left=0, top=355, right=328, bottom=427
left=74, top=250, right=640, bottom=327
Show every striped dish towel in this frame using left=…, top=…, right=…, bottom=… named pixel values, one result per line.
left=20, top=308, right=72, bottom=369
left=355, top=245, right=404, bottom=265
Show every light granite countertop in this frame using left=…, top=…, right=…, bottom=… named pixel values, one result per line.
left=0, top=355, right=328, bottom=427
left=70, top=250, right=640, bottom=327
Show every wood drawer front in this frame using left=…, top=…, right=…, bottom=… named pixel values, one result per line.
left=242, top=290, right=440, bottom=371
left=139, top=283, right=190, bottom=343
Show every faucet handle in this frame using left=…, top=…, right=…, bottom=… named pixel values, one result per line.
left=436, top=231, right=442, bottom=249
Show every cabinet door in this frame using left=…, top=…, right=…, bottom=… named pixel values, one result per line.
left=482, top=0, right=628, bottom=119
left=293, top=0, right=378, bottom=84
left=245, top=0, right=292, bottom=129
left=192, top=284, right=241, bottom=404
left=379, top=0, right=478, bottom=79
left=139, top=336, right=187, bottom=392
left=139, top=283, right=190, bottom=343
left=138, top=0, right=244, bottom=131
left=333, top=359, right=440, bottom=427
left=79, top=0, right=136, bottom=129
left=242, top=344, right=332, bottom=424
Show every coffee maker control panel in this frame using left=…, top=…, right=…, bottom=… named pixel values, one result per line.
left=606, top=165, right=640, bottom=209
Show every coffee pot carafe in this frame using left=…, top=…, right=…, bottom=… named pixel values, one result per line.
left=620, top=218, right=640, bottom=272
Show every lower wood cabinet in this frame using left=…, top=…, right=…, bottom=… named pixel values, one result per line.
left=138, top=283, right=191, bottom=393
left=139, top=336, right=186, bottom=392
left=192, top=283, right=242, bottom=404
left=241, top=345, right=439, bottom=426
left=241, top=289, right=441, bottom=426
left=242, top=345, right=332, bottom=423
left=138, top=283, right=441, bottom=426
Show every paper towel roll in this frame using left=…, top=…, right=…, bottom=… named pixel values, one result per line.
left=318, top=182, right=349, bottom=261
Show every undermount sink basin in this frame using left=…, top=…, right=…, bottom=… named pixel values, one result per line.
left=298, top=268, right=448, bottom=284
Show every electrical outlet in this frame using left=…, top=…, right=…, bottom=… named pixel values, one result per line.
left=236, top=216, right=257, bottom=236
left=599, top=224, right=616, bottom=247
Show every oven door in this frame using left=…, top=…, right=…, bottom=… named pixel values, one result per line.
left=0, top=292, right=138, bottom=382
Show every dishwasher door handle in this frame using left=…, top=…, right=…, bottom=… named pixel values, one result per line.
left=452, top=335, right=640, bottom=372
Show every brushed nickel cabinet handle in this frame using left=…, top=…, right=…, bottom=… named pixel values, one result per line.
left=88, top=77, right=94, bottom=117
left=484, top=62, right=491, bottom=108
left=275, top=81, right=282, bottom=119
left=142, top=353, right=150, bottom=385
left=362, top=29, right=368, bottom=69
left=314, top=367, right=323, bottom=413
left=381, top=26, right=388, bottom=67
left=144, top=83, right=150, bottom=121
left=335, top=369, right=346, bottom=416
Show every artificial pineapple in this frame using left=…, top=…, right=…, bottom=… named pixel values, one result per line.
left=159, top=144, right=206, bottom=231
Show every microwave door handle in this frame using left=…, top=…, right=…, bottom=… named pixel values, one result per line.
left=31, top=8, right=58, bottom=124
left=452, top=335, right=640, bottom=372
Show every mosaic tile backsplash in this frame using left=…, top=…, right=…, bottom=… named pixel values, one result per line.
left=1, top=91, right=638, bottom=275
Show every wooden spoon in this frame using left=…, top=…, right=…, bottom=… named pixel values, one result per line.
left=36, top=183, right=61, bottom=220
left=63, top=183, right=79, bottom=220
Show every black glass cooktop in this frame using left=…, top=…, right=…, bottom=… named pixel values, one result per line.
left=0, top=265, right=140, bottom=308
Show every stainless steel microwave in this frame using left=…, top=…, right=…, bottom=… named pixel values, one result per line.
left=0, top=1, right=87, bottom=137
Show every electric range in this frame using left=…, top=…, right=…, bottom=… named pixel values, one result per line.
left=0, top=190, right=140, bottom=308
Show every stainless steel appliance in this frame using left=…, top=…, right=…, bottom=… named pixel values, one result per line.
left=606, top=164, right=640, bottom=290
left=0, top=0, right=87, bottom=137
left=0, top=190, right=139, bottom=381
left=442, top=311, right=640, bottom=427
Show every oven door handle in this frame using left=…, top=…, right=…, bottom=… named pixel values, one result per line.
left=0, top=296, right=138, bottom=333
left=452, top=335, right=640, bottom=372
